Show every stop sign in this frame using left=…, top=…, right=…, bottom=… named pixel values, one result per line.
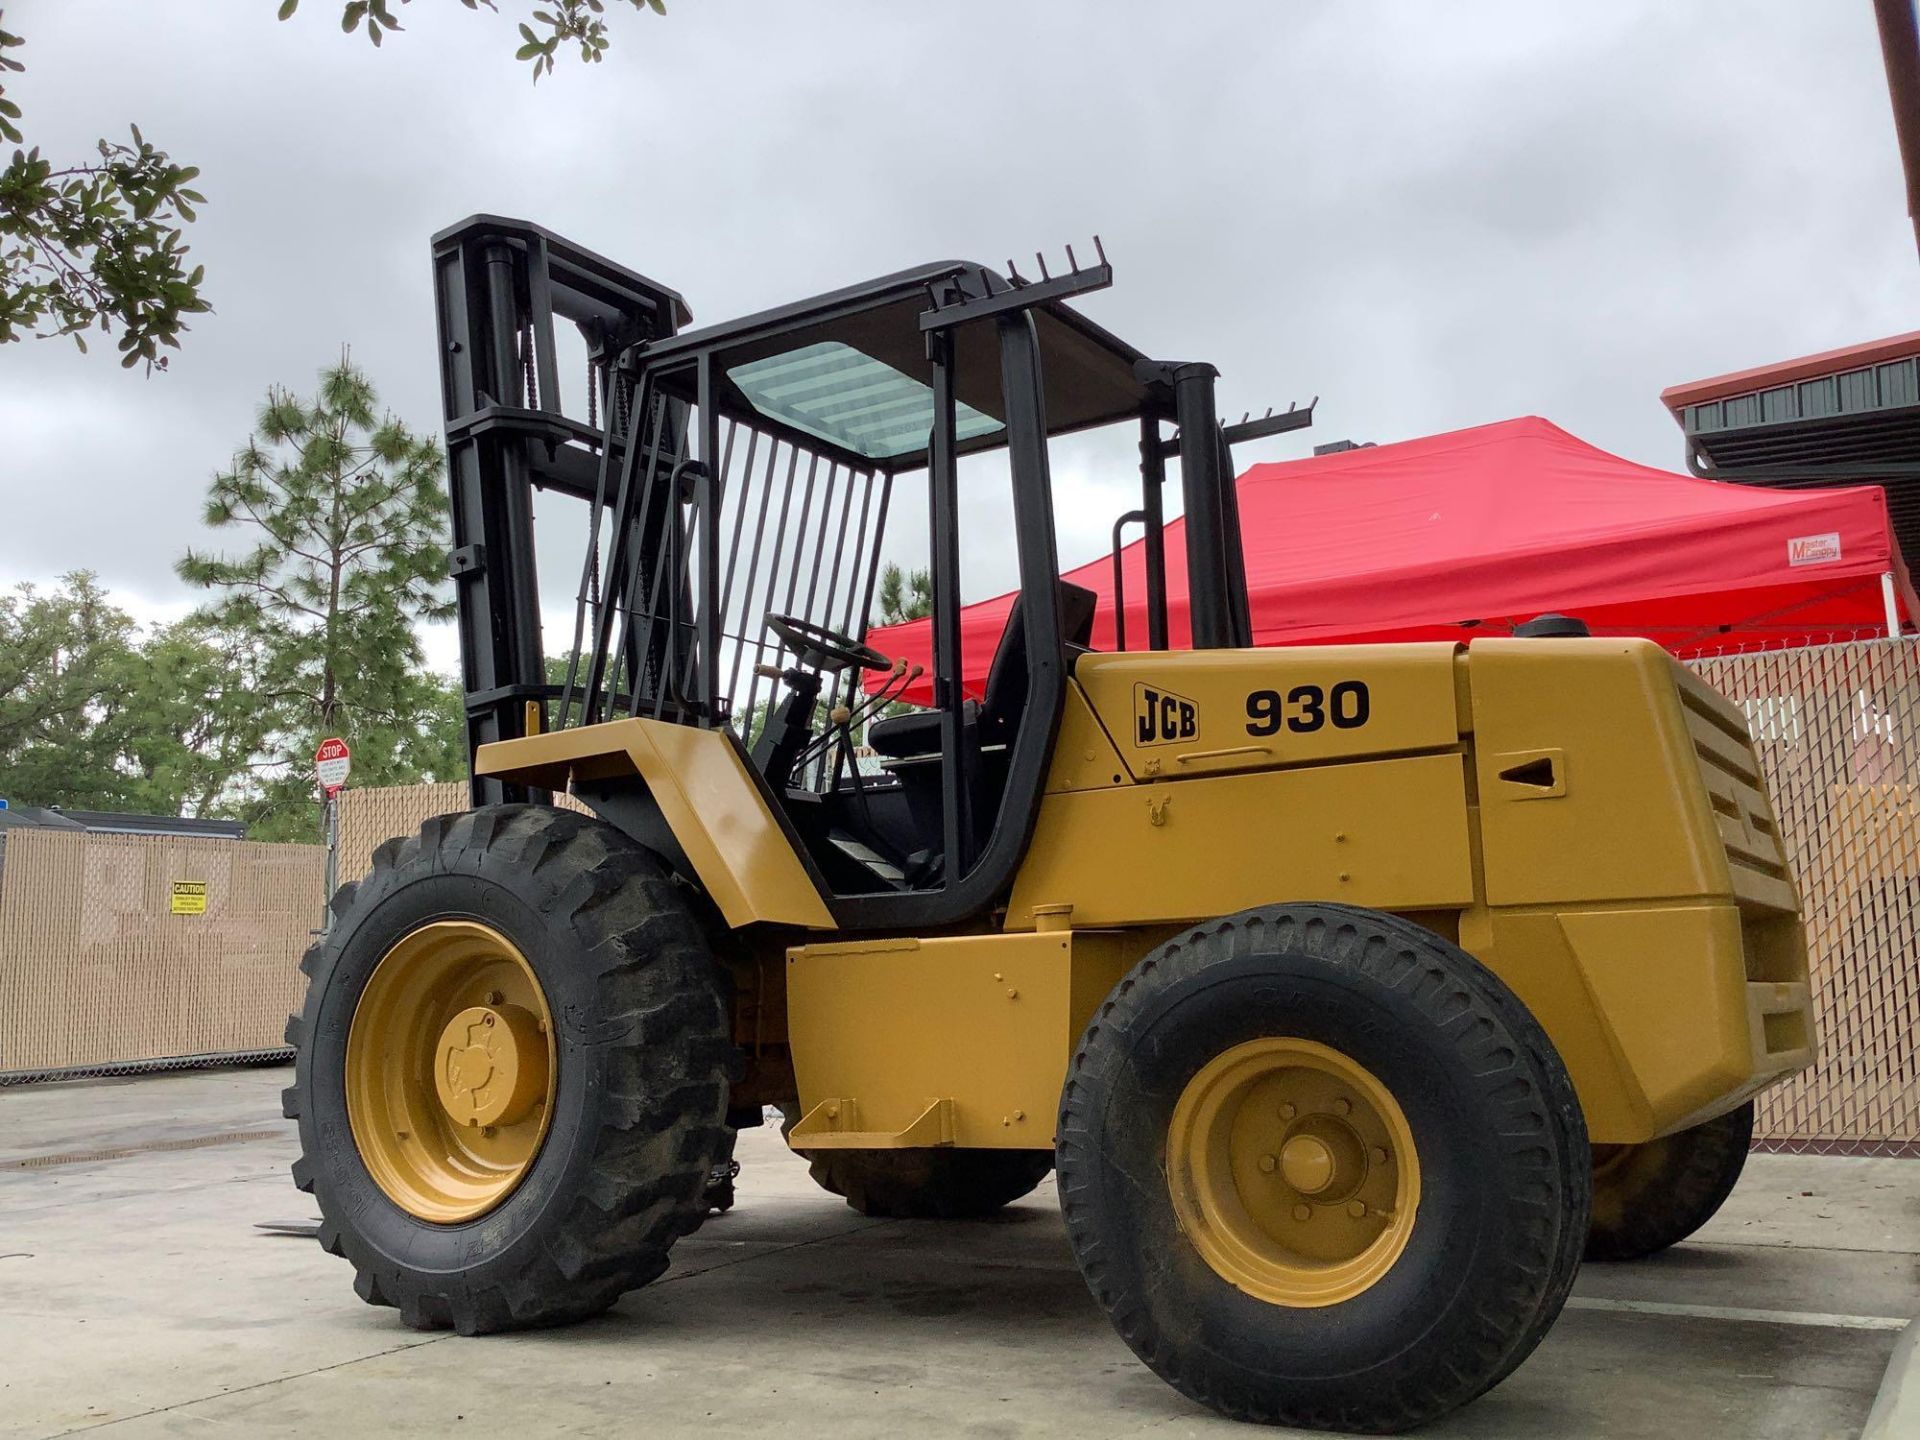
left=315, top=737, right=352, bottom=796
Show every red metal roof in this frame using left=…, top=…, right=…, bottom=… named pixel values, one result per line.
left=1661, top=330, right=1920, bottom=414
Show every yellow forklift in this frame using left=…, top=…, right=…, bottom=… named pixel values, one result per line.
left=284, top=217, right=1814, bottom=1432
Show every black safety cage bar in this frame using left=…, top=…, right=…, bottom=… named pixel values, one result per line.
left=432, top=215, right=1311, bottom=926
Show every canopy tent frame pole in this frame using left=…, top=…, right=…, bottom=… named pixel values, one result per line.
left=1884, top=571, right=1903, bottom=639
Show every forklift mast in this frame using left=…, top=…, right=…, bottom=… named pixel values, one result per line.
left=431, top=216, right=691, bottom=806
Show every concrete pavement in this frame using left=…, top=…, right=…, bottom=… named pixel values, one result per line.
left=1, top=1067, right=1914, bottom=1439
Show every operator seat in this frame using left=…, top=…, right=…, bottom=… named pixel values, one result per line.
left=867, top=581, right=1099, bottom=759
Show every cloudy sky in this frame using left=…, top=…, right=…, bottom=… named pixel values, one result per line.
left=3, top=1, right=1915, bottom=670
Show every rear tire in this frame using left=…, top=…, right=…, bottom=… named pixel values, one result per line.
left=284, top=805, right=738, bottom=1334
left=781, top=1108, right=1052, bottom=1218
left=1056, top=903, right=1590, bottom=1434
left=1585, top=1101, right=1754, bottom=1261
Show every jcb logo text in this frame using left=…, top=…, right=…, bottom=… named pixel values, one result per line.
left=1134, top=684, right=1199, bottom=746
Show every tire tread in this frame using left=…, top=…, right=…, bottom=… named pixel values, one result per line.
left=287, top=803, right=738, bottom=1335
left=1055, top=903, right=1589, bottom=1434
left=1584, top=1101, right=1753, bottom=1262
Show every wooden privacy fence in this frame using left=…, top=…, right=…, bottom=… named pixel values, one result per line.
left=0, top=829, right=324, bottom=1077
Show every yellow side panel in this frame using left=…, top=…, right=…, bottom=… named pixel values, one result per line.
left=1482, top=904, right=1814, bottom=1143
left=1006, top=752, right=1474, bottom=929
left=476, top=718, right=833, bottom=930
left=1467, top=639, right=1729, bottom=907
left=1044, top=682, right=1136, bottom=793
left=785, top=931, right=1130, bottom=1148
left=630, top=724, right=834, bottom=929
left=1074, top=645, right=1461, bottom=781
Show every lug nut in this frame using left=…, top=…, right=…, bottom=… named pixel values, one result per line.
left=1347, top=1200, right=1367, bottom=1218
left=486, top=990, right=504, bottom=1005
left=1372, top=1146, right=1389, bottom=1165
left=1334, top=1098, right=1352, bottom=1116
left=1258, top=1154, right=1278, bottom=1174
left=1279, top=1102, right=1297, bottom=1120
left=1292, top=1204, right=1312, bottom=1222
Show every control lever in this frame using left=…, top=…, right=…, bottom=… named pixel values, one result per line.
left=795, top=657, right=920, bottom=773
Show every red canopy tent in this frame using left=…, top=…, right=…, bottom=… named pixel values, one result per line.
left=867, top=415, right=1917, bottom=706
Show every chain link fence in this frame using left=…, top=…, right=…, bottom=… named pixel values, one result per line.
left=334, top=784, right=588, bottom=890
left=335, top=781, right=465, bottom=889
left=0, top=829, right=324, bottom=1079
left=1692, top=635, right=1920, bottom=1155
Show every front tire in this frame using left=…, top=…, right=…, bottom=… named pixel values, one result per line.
left=1585, top=1101, right=1754, bottom=1261
left=1056, top=904, right=1590, bottom=1434
left=284, top=805, right=738, bottom=1334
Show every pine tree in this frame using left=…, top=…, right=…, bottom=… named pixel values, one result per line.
left=178, top=354, right=456, bottom=838
left=869, top=562, right=933, bottom=726
left=875, top=563, right=932, bottom=627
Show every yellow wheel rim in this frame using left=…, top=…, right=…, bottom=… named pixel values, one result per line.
left=345, top=920, right=556, bottom=1223
left=1166, top=1037, right=1420, bottom=1307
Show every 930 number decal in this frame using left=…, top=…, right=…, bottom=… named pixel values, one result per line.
left=1245, top=681, right=1370, bottom=736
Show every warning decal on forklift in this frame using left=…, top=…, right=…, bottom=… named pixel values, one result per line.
left=169, top=881, right=208, bottom=916
left=1134, top=684, right=1199, bottom=745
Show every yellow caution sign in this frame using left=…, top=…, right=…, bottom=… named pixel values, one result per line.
left=170, top=881, right=208, bottom=916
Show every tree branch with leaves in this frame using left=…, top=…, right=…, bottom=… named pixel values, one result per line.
left=279, top=0, right=667, bottom=80
left=875, top=563, right=932, bottom=628
left=0, top=574, right=264, bottom=815
left=0, top=13, right=209, bottom=369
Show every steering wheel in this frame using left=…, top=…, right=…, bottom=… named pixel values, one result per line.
left=765, top=613, right=891, bottom=674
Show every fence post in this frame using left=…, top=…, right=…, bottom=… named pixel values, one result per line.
left=1882, top=571, right=1902, bottom=639
left=321, top=791, right=339, bottom=934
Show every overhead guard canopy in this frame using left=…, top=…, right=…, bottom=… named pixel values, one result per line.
left=645, top=260, right=1152, bottom=472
